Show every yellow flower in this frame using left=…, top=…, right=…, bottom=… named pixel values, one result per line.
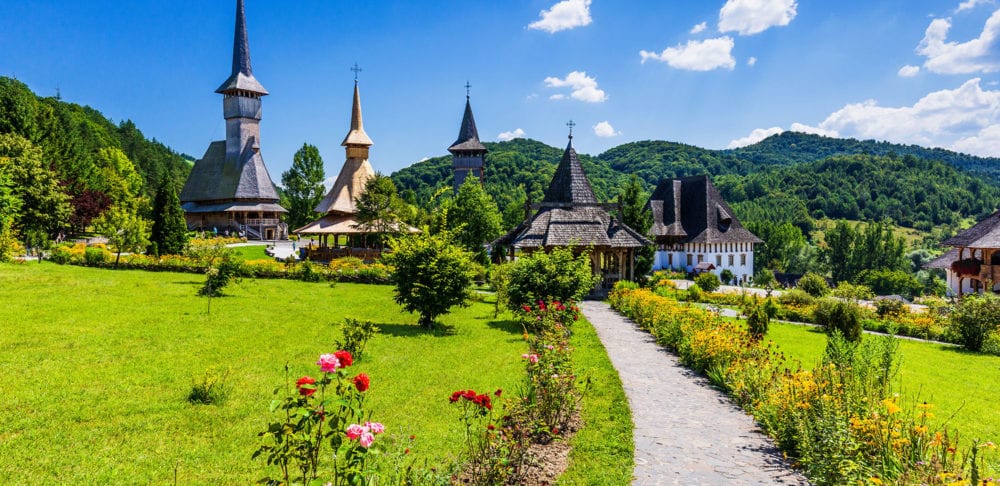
left=913, top=425, right=928, bottom=435
left=882, top=398, right=902, bottom=415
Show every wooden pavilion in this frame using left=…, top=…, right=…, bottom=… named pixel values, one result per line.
left=494, top=130, right=650, bottom=291
left=294, top=78, right=416, bottom=261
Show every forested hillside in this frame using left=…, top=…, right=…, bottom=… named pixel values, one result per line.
left=390, top=135, right=1000, bottom=235
left=0, top=76, right=191, bottom=236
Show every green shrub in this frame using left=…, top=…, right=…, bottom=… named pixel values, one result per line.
left=505, top=247, right=599, bottom=310
left=334, top=318, right=380, bottom=360
left=720, top=269, right=734, bottom=285
left=295, top=259, right=323, bottom=283
left=49, top=245, right=72, bottom=265
left=814, top=297, right=863, bottom=342
left=187, top=369, right=229, bottom=405
left=777, top=288, right=816, bottom=307
left=797, top=272, right=830, bottom=297
left=858, top=269, right=923, bottom=300
left=832, top=281, right=875, bottom=301
left=84, top=246, right=109, bottom=265
left=754, top=268, right=776, bottom=288
left=746, top=302, right=769, bottom=339
left=686, top=283, right=703, bottom=302
left=199, top=259, right=246, bottom=297
left=384, top=229, right=475, bottom=328
left=949, top=294, right=1000, bottom=352
left=694, top=272, right=721, bottom=292
left=874, top=298, right=907, bottom=318
left=762, top=297, right=778, bottom=319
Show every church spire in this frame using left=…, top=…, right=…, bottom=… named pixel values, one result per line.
left=342, top=72, right=373, bottom=160
left=450, top=84, right=487, bottom=193
left=216, top=0, right=268, bottom=95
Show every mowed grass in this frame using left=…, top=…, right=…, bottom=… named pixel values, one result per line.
left=0, top=263, right=630, bottom=483
left=766, top=321, right=1000, bottom=443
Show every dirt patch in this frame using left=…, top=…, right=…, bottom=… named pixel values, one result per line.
left=516, top=411, right=583, bottom=486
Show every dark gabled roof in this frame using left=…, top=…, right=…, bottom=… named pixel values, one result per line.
left=494, top=206, right=650, bottom=249
left=448, top=97, right=487, bottom=153
left=542, top=137, right=598, bottom=205
left=942, top=210, right=1000, bottom=248
left=216, top=0, right=268, bottom=95
left=180, top=140, right=281, bottom=203
left=647, top=175, right=761, bottom=244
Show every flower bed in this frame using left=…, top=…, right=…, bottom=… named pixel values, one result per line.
left=609, top=285, right=995, bottom=485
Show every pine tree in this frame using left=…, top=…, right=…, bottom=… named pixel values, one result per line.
left=149, top=181, right=188, bottom=255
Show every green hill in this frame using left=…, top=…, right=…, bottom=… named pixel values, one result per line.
left=390, top=134, right=1000, bottom=233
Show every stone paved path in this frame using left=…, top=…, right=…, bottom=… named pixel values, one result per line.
left=579, top=301, right=809, bottom=486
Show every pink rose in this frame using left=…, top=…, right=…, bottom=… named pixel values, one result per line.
left=345, top=423, right=365, bottom=440
left=521, top=353, right=539, bottom=363
left=365, top=421, right=385, bottom=434
left=359, top=432, right=375, bottom=448
left=317, top=353, right=340, bottom=373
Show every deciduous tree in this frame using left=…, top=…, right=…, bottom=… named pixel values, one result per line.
left=280, top=143, right=325, bottom=230
left=384, top=230, right=474, bottom=328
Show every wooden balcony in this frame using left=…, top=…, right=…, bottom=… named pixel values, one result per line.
left=978, top=264, right=1000, bottom=283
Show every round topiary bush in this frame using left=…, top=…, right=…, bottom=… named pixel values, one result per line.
left=949, top=294, right=1000, bottom=352
left=813, top=297, right=863, bottom=342
left=694, top=272, right=721, bottom=292
left=797, top=272, right=830, bottom=297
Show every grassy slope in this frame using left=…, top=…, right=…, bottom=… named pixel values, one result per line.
left=0, top=263, right=631, bottom=484
left=767, top=322, right=1000, bottom=442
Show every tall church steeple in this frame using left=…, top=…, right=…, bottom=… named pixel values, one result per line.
left=216, top=0, right=268, bottom=166
left=449, top=83, right=487, bottom=193
left=341, top=74, right=373, bottom=160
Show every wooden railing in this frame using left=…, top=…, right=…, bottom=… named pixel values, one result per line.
left=244, top=218, right=281, bottom=226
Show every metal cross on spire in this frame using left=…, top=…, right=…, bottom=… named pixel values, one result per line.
left=351, top=63, right=362, bottom=82
left=465, top=81, right=472, bottom=99
left=567, top=120, right=576, bottom=138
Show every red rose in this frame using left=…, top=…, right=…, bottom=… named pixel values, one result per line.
left=494, top=388, right=502, bottom=397
left=352, top=373, right=370, bottom=392
left=487, top=424, right=495, bottom=431
left=521, top=305, right=531, bottom=312
left=450, top=391, right=463, bottom=403
left=334, top=350, right=353, bottom=367
left=462, top=390, right=477, bottom=401
left=296, top=376, right=317, bottom=396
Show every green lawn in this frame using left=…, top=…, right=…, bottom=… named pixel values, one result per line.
left=229, top=244, right=270, bottom=261
left=0, top=263, right=631, bottom=483
left=767, top=321, right=1000, bottom=443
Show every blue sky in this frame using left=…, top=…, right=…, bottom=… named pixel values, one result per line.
left=4, top=0, right=1000, bottom=183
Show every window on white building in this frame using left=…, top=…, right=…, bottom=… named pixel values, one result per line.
left=740, top=253, right=746, bottom=265
left=728, top=254, right=734, bottom=266
left=715, top=254, right=722, bottom=266
left=687, top=254, right=692, bottom=266
left=668, top=254, right=673, bottom=266
left=697, top=254, right=704, bottom=263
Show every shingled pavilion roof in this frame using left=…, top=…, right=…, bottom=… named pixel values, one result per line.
left=647, top=175, right=761, bottom=245
left=448, top=97, right=487, bottom=154
left=942, top=210, right=1000, bottom=248
left=495, top=136, right=649, bottom=250
left=215, top=0, right=268, bottom=96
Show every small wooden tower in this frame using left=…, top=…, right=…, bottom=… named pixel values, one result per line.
left=449, top=85, right=487, bottom=193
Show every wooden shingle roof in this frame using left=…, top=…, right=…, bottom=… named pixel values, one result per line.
left=942, top=210, right=1000, bottom=248
left=448, top=97, right=487, bottom=153
left=215, top=0, right=268, bottom=96
left=180, top=141, right=281, bottom=203
left=341, top=82, right=373, bottom=147
left=647, top=175, right=761, bottom=244
left=542, top=138, right=598, bottom=205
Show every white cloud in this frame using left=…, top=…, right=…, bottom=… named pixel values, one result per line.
left=497, top=128, right=526, bottom=141
left=747, top=56, right=758, bottom=66
left=727, top=126, right=784, bottom=148
left=528, top=0, right=592, bottom=33
left=690, top=21, right=708, bottom=34
left=543, top=71, right=608, bottom=102
left=773, top=78, right=1000, bottom=156
left=718, top=0, right=797, bottom=36
left=957, top=0, right=992, bottom=13
left=898, top=65, right=921, bottom=77
left=917, top=10, right=1000, bottom=74
left=550, top=93, right=567, bottom=100
left=640, top=37, right=736, bottom=71
left=593, top=121, right=620, bottom=138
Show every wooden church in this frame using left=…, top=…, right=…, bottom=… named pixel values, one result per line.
left=180, top=0, right=287, bottom=240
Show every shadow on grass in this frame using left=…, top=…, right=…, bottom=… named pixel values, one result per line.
left=939, top=344, right=996, bottom=356
left=376, top=323, right=457, bottom=338
left=487, top=318, right=524, bottom=335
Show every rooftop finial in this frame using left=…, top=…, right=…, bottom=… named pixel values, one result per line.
left=351, top=63, right=362, bottom=84
left=567, top=120, right=576, bottom=139
left=465, top=81, right=472, bottom=100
